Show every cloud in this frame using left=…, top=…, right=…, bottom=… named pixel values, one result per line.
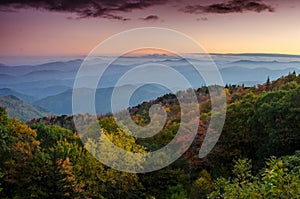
left=181, top=0, right=274, bottom=14
left=197, top=17, right=208, bottom=21
left=0, top=0, right=169, bottom=20
left=140, top=15, right=160, bottom=21
left=0, top=0, right=276, bottom=20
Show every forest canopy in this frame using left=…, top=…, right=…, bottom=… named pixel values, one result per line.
left=1, top=73, right=300, bottom=198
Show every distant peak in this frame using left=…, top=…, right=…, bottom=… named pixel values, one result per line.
left=3, top=95, right=20, bottom=100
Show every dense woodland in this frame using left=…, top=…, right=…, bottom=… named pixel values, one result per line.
left=1, top=73, right=300, bottom=198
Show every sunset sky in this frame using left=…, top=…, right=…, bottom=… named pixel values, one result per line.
left=0, top=0, right=299, bottom=56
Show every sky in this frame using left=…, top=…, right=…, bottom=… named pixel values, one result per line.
left=0, top=0, right=300, bottom=56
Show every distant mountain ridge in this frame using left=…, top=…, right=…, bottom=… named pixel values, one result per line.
left=0, top=88, right=37, bottom=103
left=210, top=53, right=300, bottom=58
left=220, top=66, right=300, bottom=85
left=0, top=95, right=52, bottom=121
left=2, top=54, right=300, bottom=114
left=0, top=59, right=82, bottom=76
left=230, top=60, right=300, bottom=65
left=34, top=84, right=170, bottom=115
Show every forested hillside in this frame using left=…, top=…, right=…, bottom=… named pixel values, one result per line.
left=0, top=95, right=51, bottom=121
left=1, top=73, right=300, bottom=198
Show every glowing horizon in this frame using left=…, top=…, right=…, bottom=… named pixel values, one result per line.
left=1, top=0, right=300, bottom=56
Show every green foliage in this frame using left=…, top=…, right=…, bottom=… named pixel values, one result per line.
left=140, top=167, right=188, bottom=199
left=166, top=184, right=187, bottom=199
left=0, top=169, right=3, bottom=193
left=255, top=87, right=300, bottom=158
left=1, top=74, right=300, bottom=198
left=0, top=107, right=15, bottom=162
left=0, top=110, right=146, bottom=198
left=282, top=150, right=300, bottom=173
left=190, top=169, right=214, bottom=199
left=232, top=158, right=253, bottom=183
left=209, top=155, right=300, bottom=198
left=30, top=123, right=78, bottom=149
left=213, top=81, right=300, bottom=172
left=0, top=108, right=42, bottom=197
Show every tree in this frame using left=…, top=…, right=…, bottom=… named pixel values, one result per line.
left=190, top=169, right=214, bottom=199
left=166, top=184, right=187, bottom=199
left=208, top=155, right=300, bottom=198
left=0, top=108, right=41, bottom=197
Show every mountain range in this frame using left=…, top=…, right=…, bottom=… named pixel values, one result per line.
left=1, top=54, right=300, bottom=117
left=34, top=84, right=170, bottom=115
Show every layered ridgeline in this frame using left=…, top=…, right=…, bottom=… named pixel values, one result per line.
left=1, top=54, right=300, bottom=115
left=0, top=95, right=51, bottom=121
left=34, top=84, right=169, bottom=115
left=1, top=73, right=298, bottom=198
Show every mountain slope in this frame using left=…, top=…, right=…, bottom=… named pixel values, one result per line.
left=0, top=88, right=37, bottom=103
left=0, top=95, right=51, bottom=121
left=220, top=66, right=300, bottom=85
left=34, top=84, right=170, bottom=115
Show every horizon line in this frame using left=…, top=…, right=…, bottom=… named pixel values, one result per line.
left=1, top=52, right=300, bottom=57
